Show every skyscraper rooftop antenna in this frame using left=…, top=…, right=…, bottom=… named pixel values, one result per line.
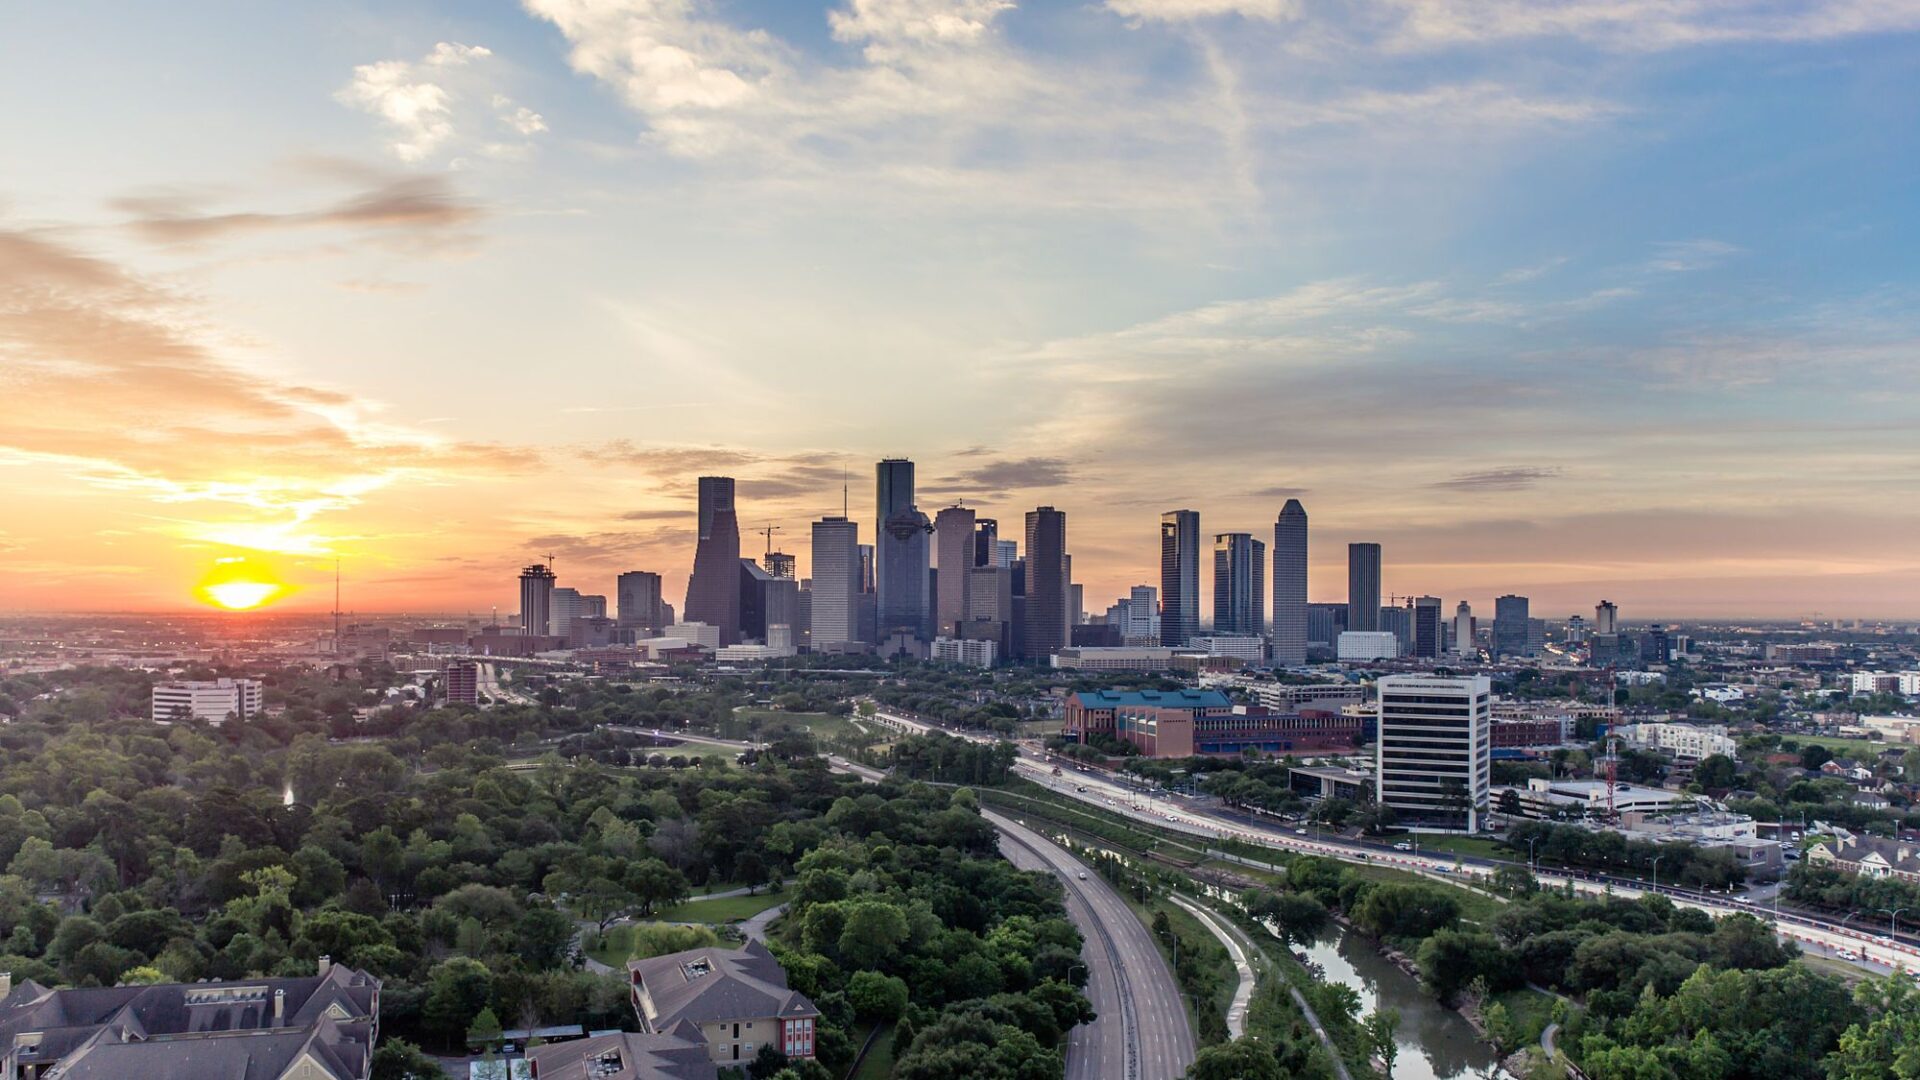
left=332, top=558, right=342, bottom=645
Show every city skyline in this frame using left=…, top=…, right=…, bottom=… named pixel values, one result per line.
left=5, top=3, right=1920, bottom=618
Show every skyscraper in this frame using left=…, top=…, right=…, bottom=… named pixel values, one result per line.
left=875, top=459, right=930, bottom=641
left=1212, top=533, right=1266, bottom=636
left=1594, top=600, right=1619, bottom=635
left=1494, top=594, right=1531, bottom=658
left=764, top=552, right=796, bottom=579
left=974, top=518, right=999, bottom=568
left=934, top=505, right=976, bottom=637
left=1347, top=543, right=1382, bottom=632
left=518, top=564, right=555, bottom=637
left=1453, top=601, right=1475, bottom=656
left=684, top=476, right=742, bottom=644
left=1271, top=499, right=1308, bottom=665
left=1413, top=596, right=1444, bottom=658
left=617, top=570, right=664, bottom=635
left=1023, top=507, right=1068, bottom=661
left=810, top=517, right=860, bottom=648
left=1160, top=510, right=1200, bottom=646
left=550, top=586, right=583, bottom=637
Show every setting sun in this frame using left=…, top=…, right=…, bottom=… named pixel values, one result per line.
left=196, top=557, right=289, bottom=611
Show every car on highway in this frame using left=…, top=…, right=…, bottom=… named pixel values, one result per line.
left=1295, top=828, right=1308, bottom=835
left=1077, top=871, right=1089, bottom=880
left=1393, top=841, right=1412, bottom=851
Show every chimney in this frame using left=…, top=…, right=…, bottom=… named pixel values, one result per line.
left=0, top=972, right=11, bottom=998
left=317, top=955, right=332, bottom=977
left=273, top=988, right=285, bottom=1026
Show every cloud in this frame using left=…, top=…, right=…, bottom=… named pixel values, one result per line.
left=1375, top=0, right=1920, bottom=52
left=0, top=226, right=538, bottom=556
left=929, top=456, right=1075, bottom=493
left=1647, top=238, right=1741, bottom=273
left=1251, top=485, right=1309, bottom=498
left=618, top=508, right=690, bottom=521
left=1432, top=466, right=1563, bottom=491
left=1106, top=0, right=1298, bottom=21
left=115, top=176, right=482, bottom=247
left=336, top=42, right=546, bottom=163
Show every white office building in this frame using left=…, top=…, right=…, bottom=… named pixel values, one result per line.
left=669, top=621, right=722, bottom=650
left=931, top=636, right=997, bottom=668
left=151, top=678, right=263, bottom=725
left=1376, top=675, right=1490, bottom=832
left=1337, top=631, right=1399, bottom=661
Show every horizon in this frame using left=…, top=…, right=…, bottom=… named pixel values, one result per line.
left=4, top=2, right=1919, bottom=620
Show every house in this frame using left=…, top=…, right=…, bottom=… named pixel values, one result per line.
left=1806, top=831, right=1920, bottom=884
left=527, top=1031, right=717, bottom=1080
left=627, top=941, right=819, bottom=1068
left=0, top=959, right=377, bottom=1080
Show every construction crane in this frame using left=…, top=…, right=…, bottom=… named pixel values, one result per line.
left=756, top=525, right=782, bottom=557
left=542, top=552, right=558, bottom=570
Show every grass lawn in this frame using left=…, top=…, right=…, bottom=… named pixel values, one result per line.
left=657, top=887, right=792, bottom=924
left=1408, top=834, right=1511, bottom=861
left=1780, top=734, right=1887, bottom=757
left=1493, top=987, right=1560, bottom=1049
left=733, top=709, right=861, bottom=742
left=584, top=924, right=634, bottom=968
left=849, top=1023, right=897, bottom=1080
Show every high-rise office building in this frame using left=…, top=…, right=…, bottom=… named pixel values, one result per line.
left=684, top=476, right=742, bottom=644
left=518, top=564, right=555, bottom=637
left=1106, top=585, right=1161, bottom=643
left=617, top=571, right=665, bottom=634
left=1376, top=674, right=1491, bottom=833
left=975, top=518, right=1006, bottom=568
left=764, top=552, right=796, bottom=579
left=1594, top=600, right=1619, bottom=635
left=1023, top=507, right=1068, bottom=661
left=1307, top=602, right=1347, bottom=648
left=809, top=517, right=860, bottom=648
left=874, top=459, right=929, bottom=641
left=1381, top=603, right=1412, bottom=654
left=858, top=544, right=876, bottom=594
left=1412, top=596, right=1443, bottom=659
left=1493, top=594, right=1531, bottom=658
left=1160, top=510, right=1200, bottom=646
left=1271, top=499, right=1308, bottom=666
left=1212, top=533, right=1266, bottom=637
left=550, top=586, right=582, bottom=637
left=1453, top=601, right=1475, bottom=656
left=1347, top=543, right=1382, bottom=632
left=739, top=559, right=798, bottom=644
left=934, top=505, right=976, bottom=637
left=995, top=539, right=1017, bottom=567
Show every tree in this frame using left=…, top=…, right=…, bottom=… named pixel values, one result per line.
left=1694, top=754, right=1739, bottom=791
left=423, top=957, right=493, bottom=1042
left=516, top=906, right=577, bottom=970
left=371, top=1038, right=446, bottom=1080
left=466, top=1006, right=504, bottom=1048
left=1364, top=1009, right=1400, bottom=1078
left=839, top=901, right=910, bottom=969
left=848, top=970, right=910, bottom=1023
left=1184, top=1037, right=1285, bottom=1080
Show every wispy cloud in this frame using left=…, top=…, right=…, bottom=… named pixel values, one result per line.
left=115, top=176, right=481, bottom=247
left=336, top=41, right=547, bottom=163
left=1433, top=466, right=1563, bottom=491
left=1647, top=238, right=1740, bottom=273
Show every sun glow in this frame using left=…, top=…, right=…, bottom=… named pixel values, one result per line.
left=196, top=556, right=289, bottom=611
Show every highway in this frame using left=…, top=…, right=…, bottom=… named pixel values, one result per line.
left=868, top=707, right=1920, bottom=976
left=986, top=810, right=1196, bottom=1080
left=830, top=747, right=1194, bottom=1079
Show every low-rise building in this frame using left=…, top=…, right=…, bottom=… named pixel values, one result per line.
left=1620, top=810, right=1784, bottom=881
left=1114, top=706, right=1363, bottom=758
left=1491, top=716, right=1572, bottom=749
left=627, top=941, right=820, bottom=1068
left=1289, top=764, right=1374, bottom=802
left=1226, top=678, right=1369, bottom=713
left=1062, top=689, right=1232, bottom=743
left=0, top=960, right=377, bottom=1080
left=1498, top=777, right=1693, bottom=820
left=1187, top=636, right=1267, bottom=664
left=526, top=1030, right=716, bottom=1080
left=1806, top=831, right=1920, bottom=884
left=931, top=636, right=997, bottom=668
left=1337, top=632, right=1398, bottom=661
left=150, top=677, right=262, bottom=725
left=1050, top=646, right=1185, bottom=672
left=1614, top=722, right=1737, bottom=760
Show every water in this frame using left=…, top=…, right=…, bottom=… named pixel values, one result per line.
left=1301, top=927, right=1502, bottom=1080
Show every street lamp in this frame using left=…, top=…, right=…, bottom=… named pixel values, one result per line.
left=1526, top=836, right=1539, bottom=870
left=1879, top=907, right=1909, bottom=940
left=1650, top=854, right=1666, bottom=891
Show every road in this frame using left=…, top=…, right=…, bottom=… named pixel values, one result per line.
left=985, top=810, right=1196, bottom=1080
left=869, top=707, right=1920, bottom=975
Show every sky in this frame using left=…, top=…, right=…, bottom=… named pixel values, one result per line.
left=2, top=0, right=1919, bottom=621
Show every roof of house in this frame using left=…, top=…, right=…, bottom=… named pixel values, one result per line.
left=0, top=965, right=378, bottom=1080
left=526, top=1030, right=718, bottom=1080
left=628, top=940, right=818, bottom=1029
left=1811, top=832, right=1920, bottom=875
left=1071, top=690, right=1232, bottom=711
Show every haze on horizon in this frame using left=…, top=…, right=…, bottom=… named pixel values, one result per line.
left=2, top=1, right=1918, bottom=621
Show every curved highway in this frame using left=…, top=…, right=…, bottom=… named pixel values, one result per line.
left=985, top=809, right=1196, bottom=1080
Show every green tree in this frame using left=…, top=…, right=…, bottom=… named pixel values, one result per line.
left=847, top=970, right=910, bottom=1023
left=1364, top=1009, right=1401, bottom=1078
left=466, top=1006, right=504, bottom=1048
left=423, top=957, right=493, bottom=1042
left=1184, top=1037, right=1285, bottom=1080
